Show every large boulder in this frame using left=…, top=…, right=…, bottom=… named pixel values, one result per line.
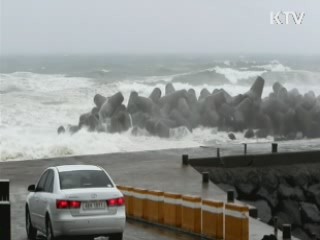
left=134, top=96, right=154, bottom=115
left=291, top=228, right=311, bottom=240
left=253, top=200, right=272, bottom=223
left=199, top=88, right=211, bottom=101
left=109, top=105, right=131, bottom=133
left=235, top=97, right=254, bottom=125
left=57, top=126, right=65, bottom=134
left=99, top=92, right=124, bottom=120
left=302, top=91, right=317, bottom=110
left=67, top=124, right=80, bottom=134
left=245, top=129, right=254, bottom=138
left=169, top=109, right=192, bottom=131
left=275, top=211, right=292, bottom=230
left=261, top=170, right=279, bottom=192
left=256, top=129, right=269, bottom=138
left=246, top=76, right=265, bottom=100
left=303, top=223, right=320, bottom=238
left=165, top=83, right=175, bottom=96
left=79, top=112, right=99, bottom=131
left=131, top=112, right=150, bottom=128
left=300, top=202, right=320, bottom=223
left=228, top=132, right=236, bottom=140
left=145, top=119, right=170, bottom=138
left=127, top=91, right=139, bottom=113
left=159, top=89, right=188, bottom=114
left=278, top=184, right=305, bottom=201
left=94, top=94, right=107, bottom=109
left=177, top=97, right=191, bottom=118
left=306, top=184, right=320, bottom=208
left=281, top=200, right=302, bottom=226
left=149, top=87, right=162, bottom=104
left=128, top=92, right=155, bottom=115
left=236, top=183, right=258, bottom=198
left=257, top=188, right=279, bottom=209
left=199, top=91, right=227, bottom=117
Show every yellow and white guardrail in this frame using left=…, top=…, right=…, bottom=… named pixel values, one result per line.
left=202, top=199, right=224, bottom=240
left=117, top=185, right=249, bottom=240
left=163, top=192, right=182, bottom=228
left=225, top=203, right=249, bottom=240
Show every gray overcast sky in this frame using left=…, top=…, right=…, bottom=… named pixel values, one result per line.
left=1, top=0, right=319, bottom=55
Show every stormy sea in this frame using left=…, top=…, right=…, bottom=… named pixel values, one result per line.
left=1, top=54, right=320, bottom=161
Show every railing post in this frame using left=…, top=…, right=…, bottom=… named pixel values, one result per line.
left=282, top=224, right=291, bottom=240
left=273, top=216, right=278, bottom=238
left=182, top=154, right=189, bottom=166
left=272, top=143, right=278, bottom=153
left=243, top=143, right=247, bottom=155
left=0, top=179, right=10, bottom=201
left=202, top=172, right=209, bottom=184
left=227, top=190, right=235, bottom=203
left=0, top=179, right=11, bottom=240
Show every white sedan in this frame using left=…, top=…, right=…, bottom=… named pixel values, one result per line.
left=25, top=165, right=126, bottom=240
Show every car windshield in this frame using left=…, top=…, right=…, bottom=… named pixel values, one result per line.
left=59, top=170, right=113, bottom=189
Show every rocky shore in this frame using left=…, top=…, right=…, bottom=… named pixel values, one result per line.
left=194, top=163, right=320, bottom=240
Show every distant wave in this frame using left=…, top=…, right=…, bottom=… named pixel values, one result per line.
left=100, top=69, right=110, bottom=73
left=0, top=72, right=92, bottom=93
left=142, top=66, right=265, bottom=85
left=254, top=60, right=291, bottom=72
left=210, top=66, right=266, bottom=84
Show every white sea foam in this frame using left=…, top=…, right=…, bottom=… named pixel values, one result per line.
left=0, top=72, right=92, bottom=93
left=255, top=60, right=291, bottom=72
left=223, top=60, right=231, bottom=66
left=209, top=67, right=266, bottom=84
left=1, top=71, right=319, bottom=162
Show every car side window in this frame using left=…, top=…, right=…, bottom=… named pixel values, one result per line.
left=44, top=170, right=54, bottom=193
left=36, top=171, right=48, bottom=192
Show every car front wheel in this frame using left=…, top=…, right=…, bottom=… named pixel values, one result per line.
left=26, top=207, right=37, bottom=240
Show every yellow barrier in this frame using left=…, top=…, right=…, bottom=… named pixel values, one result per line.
left=163, top=192, right=182, bottom=227
left=119, top=185, right=251, bottom=240
left=181, top=195, right=201, bottom=234
left=225, top=203, right=249, bottom=240
left=202, top=199, right=224, bottom=239
left=132, top=188, right=147, bottom=218
left=145, top=190, right=164, bottom=223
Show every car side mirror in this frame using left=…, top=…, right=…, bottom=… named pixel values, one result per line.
left=28, top=184, right=35, bottom=192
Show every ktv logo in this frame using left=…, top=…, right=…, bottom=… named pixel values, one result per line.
left=270, top=11, right=305, bottom=25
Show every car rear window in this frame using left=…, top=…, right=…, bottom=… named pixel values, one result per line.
left=59, top=170, right=114, bottom=189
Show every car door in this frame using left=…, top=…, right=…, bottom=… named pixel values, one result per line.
left=37, top=169, right=54, bottom=232
left=30, top=170, right=48, bottom=229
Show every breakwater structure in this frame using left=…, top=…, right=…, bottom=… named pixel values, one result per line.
left=58, top=76, right=320, bottom=141
left=187, top=143, right=320, bottom=240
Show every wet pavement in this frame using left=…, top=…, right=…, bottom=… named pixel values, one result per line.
left=22, top=221, right=195, bottom=240
left=2, top=139, right=319, bottom=240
